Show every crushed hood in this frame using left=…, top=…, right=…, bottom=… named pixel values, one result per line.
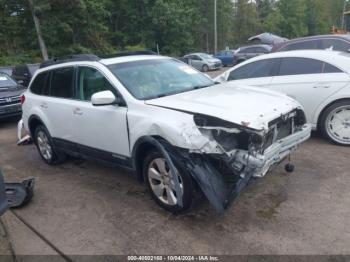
left=145, top=82, right=300, bottom=130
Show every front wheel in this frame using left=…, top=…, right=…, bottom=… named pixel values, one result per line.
left=202, top=64, right=209, bottom=72
left=143, top=150, right=193, bottom=213
left=320, top=100, right=350, bottom=146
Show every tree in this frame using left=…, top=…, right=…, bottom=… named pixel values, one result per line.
left=28, top=0, right=48, bottom=60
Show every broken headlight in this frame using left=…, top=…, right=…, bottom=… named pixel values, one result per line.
left=194, top=114, right=262, bottom=152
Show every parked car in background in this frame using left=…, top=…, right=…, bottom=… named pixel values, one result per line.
left=21, top=53, right=310, bottom=213
left=272, top=34, right=350, bottom=53
left=215, top=50, right=350, bottom=146
left=183, top=53, right=222, bottom=72
left=214, top=50, right=236, bottom=66
left=234, top=44, right=271, bottom=64
left=12, top=64, right=39, bottom=87
left=0, top=67, right=13, bottom=76
left=0, top=73, right=26, bottom=119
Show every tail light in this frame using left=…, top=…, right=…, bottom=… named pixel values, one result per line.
left=20, top=94, right=25, bottom=105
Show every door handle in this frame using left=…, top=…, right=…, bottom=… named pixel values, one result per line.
left=73, top=108, right=83, bottom=115
left=313, top=85, right=330, bottom=89
left=40, top=103, right=48, bottom=109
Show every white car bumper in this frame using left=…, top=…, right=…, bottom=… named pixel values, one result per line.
left=236, top=123, right=312, bottom=177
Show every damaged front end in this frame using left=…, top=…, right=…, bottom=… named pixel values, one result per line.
left=158, top=109, right=311, bottom=214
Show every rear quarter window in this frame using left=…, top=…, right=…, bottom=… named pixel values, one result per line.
left=30, top=72, right=49, bottom=95
left=323, top=63, right=343, bottom=73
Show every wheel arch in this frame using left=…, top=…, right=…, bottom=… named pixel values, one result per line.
left=28, top=115, right=45, bottom=138
left=316, top=98, right=350, bottom=129
left=131, top=135, right=171, bottom=182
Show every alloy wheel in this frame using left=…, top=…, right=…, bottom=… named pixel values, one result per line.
left=147, top=158, right=183, bottom=206
left=37, top=130, right=53, bottom=160
left=325, top=105, right=350, bottom=145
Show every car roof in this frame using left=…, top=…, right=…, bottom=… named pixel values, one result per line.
left=238, top=50, right=350, bottom=72
left=284, top=34, right=350, bottom=43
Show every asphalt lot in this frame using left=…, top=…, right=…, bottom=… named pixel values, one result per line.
left=1, top=67, right=350, bottom=256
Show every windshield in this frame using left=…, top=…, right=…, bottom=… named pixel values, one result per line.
left=199, top=53, right=213, bottom=59
left=0, top=74, right=17, bottom=88
left=108, top=58, right=214, bottom=100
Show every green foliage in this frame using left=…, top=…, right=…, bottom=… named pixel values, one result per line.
left=0, top=0, right=348, bottom=66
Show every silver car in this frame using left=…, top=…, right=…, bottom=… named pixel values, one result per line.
left=183, top=53, right=222, bottom=72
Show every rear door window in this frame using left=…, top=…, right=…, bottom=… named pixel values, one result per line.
left=50, top=67, right=74, bottom=98
left=228, top=59, right=277, bottom=80
left=278, top=57, right=323, bottom=76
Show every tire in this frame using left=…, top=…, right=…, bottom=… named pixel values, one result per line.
left=143, top=150, right=193, bottom=213
left=320, top=100, right=350, bottom=146
left=202, top=64, right=209, bottom=72
left=34, top=125, right=66, bottom=165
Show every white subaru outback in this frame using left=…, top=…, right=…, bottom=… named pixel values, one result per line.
left=21, top=53, right=311, bottom=213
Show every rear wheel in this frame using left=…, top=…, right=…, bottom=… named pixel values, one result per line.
left=34, top=125, right=66, bottom=165
left=143, top=150, right=192, bottom=213
left=320, top=100, right=350, bottom=146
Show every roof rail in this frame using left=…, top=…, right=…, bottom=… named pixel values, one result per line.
left=39, top=54, right=100, bottom=69
left=39, top=51, right=158, bottom=69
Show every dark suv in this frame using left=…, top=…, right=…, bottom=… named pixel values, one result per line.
left=234, top=44, right=271, bottom=64
left=272, top=34, right=350, bottom=53
left=0, top=73, right=25, bottom=119
left=12, top=64, right=39, bottom=87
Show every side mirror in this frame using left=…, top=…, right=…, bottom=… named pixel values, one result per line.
left=91, top=90, right=117, bottom=106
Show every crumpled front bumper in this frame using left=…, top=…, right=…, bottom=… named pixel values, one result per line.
left=159, top=123, right=312, bottom=214
left=235, top=123, right=312, bottom=178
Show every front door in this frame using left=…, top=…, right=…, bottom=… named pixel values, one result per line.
left=71, top=66, right=130, bottom=162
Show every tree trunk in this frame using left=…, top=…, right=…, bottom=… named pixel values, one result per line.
left=28, top=0, right=48, bottom=60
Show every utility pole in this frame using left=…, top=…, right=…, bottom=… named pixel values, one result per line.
left=214, top=0, right=217, bottom=54
left=342, top=0, right=347, bottom=29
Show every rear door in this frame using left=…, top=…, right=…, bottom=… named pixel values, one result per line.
left=71, top=66, right=129, bottom=161
left=268, top=57, right=349, bottom=122
left=226, top=58, right=278, bottom=87
left=41, top=67, right=76, bottom=145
